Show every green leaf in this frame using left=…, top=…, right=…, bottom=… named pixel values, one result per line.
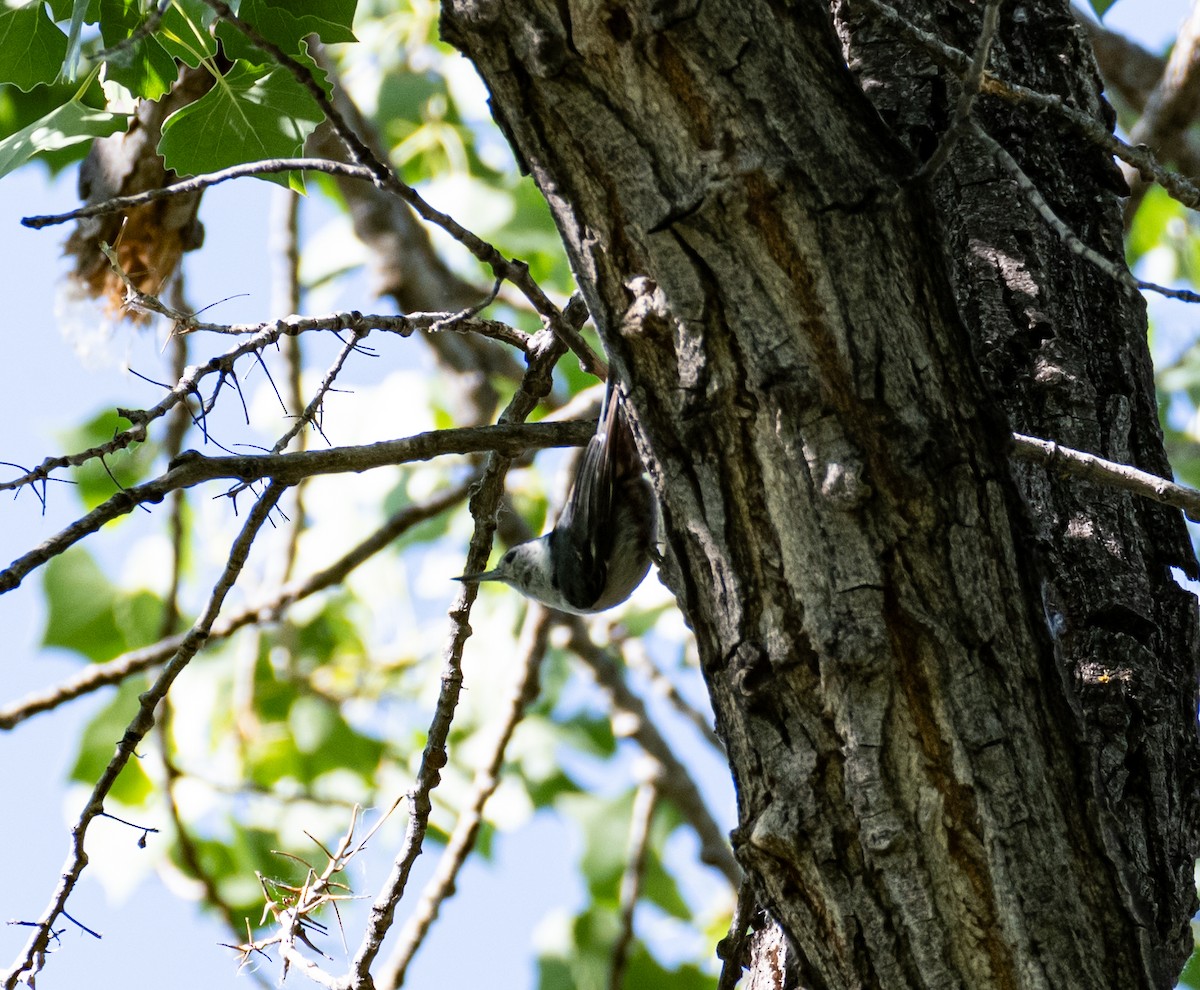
left=537, top=905, right=715, bottom=990
left=1127, top=184, right=1181, bottom=270
left=157, top=60, right=325, bottom=184
left=214, top=0, right=355, bottom=65
left=0, top=96, right=127, bottom=178
left=288, top=695, right=384, bottom=783
left=1087, top=0, right=1119, bottom=17
left=96, top=0, right=178, bottom=100
left=622, top=946, right=713, bottom=990
left=0, top=3, right=69, bottom=92
left=1178, top=946, right=1200, bottom=990
left=42, top=546, right=166, bottom=662
left=562, top=789, right=689, bottom=919
left=239, top=0, right=356, bottom=53
left=44, top=547, right=118, bottom=661
left=155, top=0, right=218, bottom=66
left=172, top=825, right=289, bottom=921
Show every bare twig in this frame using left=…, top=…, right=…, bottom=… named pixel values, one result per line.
left=159, top=320, right=191, bottom=637
left=1122, top=2, right=1200, bottom=220
left=0, top=309, right=527, bottom=502
left=970, top=122, right=1200, bottom=305
left=1010, top=433, right=1200, bottom=520
left=610, top=773, right=660, bottom=990
left=0, top=481, right=474, bottom=729
left=3, top=482, right=286, bottom=990
left=21, top=159, right=376, bottom=230
left=157, top=703, right=273, bottom=988
left=623, top=639, right=724, bottom=754
left=271, top=187, right=308, bottom=580
left=226, top=812, right=372, bottom=987
left=378, top=608, right=555, bottom=989
left=862, top=0, right=1200, bottom=213
left=11, top=428, right=1188, bottom=733
left=916, top=0, right=1002, bottom=181
left=269, top=326, right=370, bottom=456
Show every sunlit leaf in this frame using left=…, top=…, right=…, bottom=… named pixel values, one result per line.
left=93, top=0, right=179, bottom=100
left=157, top=60, right=325, bottom=185
left=155, top=0, right=218, bottom=65
left=0, top=97, right=127, bottom=178
left=0, top=3, right=69, bottom=92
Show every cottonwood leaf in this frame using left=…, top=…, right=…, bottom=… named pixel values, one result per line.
left=0, top=97, right=127, bottom=179
left=0, top=3, right=68, bottom=92
left=158, top=61, right=324, bottom=187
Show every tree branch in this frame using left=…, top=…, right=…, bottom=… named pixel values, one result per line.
left=198, top=0, right=605, bottom=380
left=970, top=121, right=1200, bottom=304
left=864, top=0, right=1200, bottom=212
left=610, top=773, right=659, bottom=990
left=376, top=608, right=555, bottom=990
left=0, top=421, right=593, bottom=596
left=3, top=481, right=286, bottom=990
left=0, top=310, right=530, bottom=502
left=1010, top=432, right=1200, bottom=521
left=21, top=158, right=376, bottom=230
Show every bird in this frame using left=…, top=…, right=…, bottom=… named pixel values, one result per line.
left=455, top=385, right=656, bottom=613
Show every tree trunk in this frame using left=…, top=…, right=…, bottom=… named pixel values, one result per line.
left=440, top=1, right=1200, bottom=987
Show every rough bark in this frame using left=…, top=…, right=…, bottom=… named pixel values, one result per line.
left=441, top=1, right=1200, bottom=987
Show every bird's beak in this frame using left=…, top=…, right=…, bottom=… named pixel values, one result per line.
left=453, top=568, right=501, bottom=583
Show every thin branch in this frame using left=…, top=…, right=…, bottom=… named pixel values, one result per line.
left=91, top=0, right=170, bottom=60
left=1009, top=433, right=1200, bottom=521
left=268, top=326, right=369, bottom=456
left=156, top=703, right=273, bottom=988
left=181, top=309, right=532, bottom=347
left=0, top=309, right=527, bottom=500
left=377, top=608, right=556, bottom=990
left=862, top=0, right=1200, bottom=213
left=969, top=122, right=1200, bottom=305
left=21, top=159, right=376, bottom=230
left=567, top=619, right=742, bottom=886
left=716, top=874, right=758, bottom=990
left=610, top=774, right=660, bottom=990
left=11, top=429, right=1186, bottom=733
left=0, top=419, right=594, bottom=596
left=623, top=638, right=724, bottom=754
left=0, top=481, right=474, bottom=729
left=915, top=0, right=1001, bottom=181
left=226, top=812, right=374, bottom=988
left=272, top=187, right=308, bottom=581
left=3, top=482, right=286, bottom=990
left=159, top=291, right=192, bottom=637
left=1123, top=1, right=1200, bottom=221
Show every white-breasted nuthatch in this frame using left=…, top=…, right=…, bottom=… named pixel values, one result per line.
left=456, top=385, right=656, bottom=613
